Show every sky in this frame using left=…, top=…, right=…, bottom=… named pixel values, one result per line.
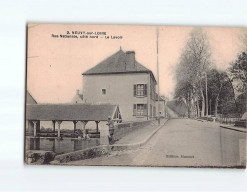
left=27, top=24, right=245, bottom=103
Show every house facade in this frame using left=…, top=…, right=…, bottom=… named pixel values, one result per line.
left=82, top=49, right=157, bottom=122
left=155, top=95, right=166, bottom=118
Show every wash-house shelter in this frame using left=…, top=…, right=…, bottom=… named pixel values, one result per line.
left=26, top=104, right=122, bottom=137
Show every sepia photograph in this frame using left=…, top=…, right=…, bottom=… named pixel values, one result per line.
left=25, top=23, right=247, bottom=168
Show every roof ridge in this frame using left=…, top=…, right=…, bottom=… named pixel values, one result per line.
left=82, top=49, right=156, bottom=84
left=83, top=49, right=124, bottom=75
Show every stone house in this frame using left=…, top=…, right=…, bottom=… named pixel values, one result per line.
left=82, top=49, right=158, bottom=121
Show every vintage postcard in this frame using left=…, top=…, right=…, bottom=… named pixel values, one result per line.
left=25, top=23, right=247, bottom=168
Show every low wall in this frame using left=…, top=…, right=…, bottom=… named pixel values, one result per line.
left=112, top=120, right=152, bottom=142
left=220, top=117, right=241, bottom=124
left=51, top=145, right=109, bottom=164
left=235, top=120, right=247, bottom=128
left=25, top=150, right=56, bottom=165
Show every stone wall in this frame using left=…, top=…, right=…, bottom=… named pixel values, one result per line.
left=51, top=145, right=109, bottom=164
left=112, top=120, right=152, bottom=142
left=25, top=150, right=56, bottom=165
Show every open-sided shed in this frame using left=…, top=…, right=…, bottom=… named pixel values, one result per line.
left=26, top=104, right=122, bottom=137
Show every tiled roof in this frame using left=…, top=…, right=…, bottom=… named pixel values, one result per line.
left=26, top=104, right=118, bottom=121
left=82, top=49, right=153, bottom=75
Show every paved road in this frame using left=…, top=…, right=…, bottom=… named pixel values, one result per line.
left=67, top=119, right=246, bottom=167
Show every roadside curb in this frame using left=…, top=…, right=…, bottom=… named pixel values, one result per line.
left=220, top=125, right=247, bottom=133
left=111, top=119, right=169, bottom=151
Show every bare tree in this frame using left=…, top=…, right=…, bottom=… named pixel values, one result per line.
left=175, top=28, right=212, bottom=117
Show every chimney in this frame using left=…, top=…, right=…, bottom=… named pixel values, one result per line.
left=126, top=51, right=135, bottom=70
left=76, top=89, right=80, bottom=95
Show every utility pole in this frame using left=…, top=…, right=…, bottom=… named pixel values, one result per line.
left=205, top=72, right=208, bottom=117
left=209, top=99, right=212, bottom=116
left=156, top=27, right=160, bottom=125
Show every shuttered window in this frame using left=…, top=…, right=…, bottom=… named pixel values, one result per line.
left=134, top=84, right=147, bottom=97
left=133, top=104, right=137, bottom=116
left=144, top=84, right=147, bottom=96
left=143, top=104, right=147, bottom=116
left=133, top=104, right=147, bottom=116
left=134, top=85, right=136, bottom=97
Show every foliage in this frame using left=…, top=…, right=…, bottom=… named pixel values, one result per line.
left=174, top=28, right=212, bottom=117
left=174, top=28, right=241, bottom=118
left=229, top=52, right=247, bottom=93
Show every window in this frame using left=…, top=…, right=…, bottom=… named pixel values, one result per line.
left=134, top=84, right=147, bottom=97
left=102, top=89, right=106, bottom=95
left=133, top=104, right=147, bottom=116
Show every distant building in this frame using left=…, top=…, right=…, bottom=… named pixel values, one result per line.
left=26, top=91, right=38, bottom=134
left=26, top=91, right=37, bottom=104
left=82, top=49, right=157, bottom=121
left=71, top=90, right=84, bottom=104
left=155, top=94, right=166, bottom=118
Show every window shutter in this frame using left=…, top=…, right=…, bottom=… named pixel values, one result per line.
left=133, top=104, right=137, bottom=116
left=144, top=84, right=147, bottom=97
left=134, top=85, right=136, bottom=97
left=143, top=104, right=147, bottom=116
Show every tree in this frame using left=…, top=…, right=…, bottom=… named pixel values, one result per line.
left=174, top=28, right=212, bottom=118
left=206, top=69, right=237, bottom=117
left=207, top=69, right=223, bottom=117
left=229, top=52, right=247, bottom=93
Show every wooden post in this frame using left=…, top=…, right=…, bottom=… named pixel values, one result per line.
left=33, top=121, right=38, bottom=137
left=52, top=120, right=56, bottom=132
left=57, top=121, right=62, bottom=137
left=28, top=120, right=34, bottom=135
left=95, top=121, right=100, bottom=133
left=73, top=120, right=77, bottom=133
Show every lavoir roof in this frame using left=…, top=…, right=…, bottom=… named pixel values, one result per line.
left=26, top=104, right=120, bottom=121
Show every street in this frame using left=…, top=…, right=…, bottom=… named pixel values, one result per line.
left=67, top=119, right=246, bottom=167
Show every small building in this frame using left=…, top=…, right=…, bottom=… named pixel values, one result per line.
left=26, top=91, right=37, bottom=104
left=155, top=94, right=166, bottom=118
left=25, top=91, right=38, bottom=134
left=26, top=104, right=122, bottom=137
left=82, top=49, right=157, bottom=121
left=71, top=90, right=84, bottom=104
